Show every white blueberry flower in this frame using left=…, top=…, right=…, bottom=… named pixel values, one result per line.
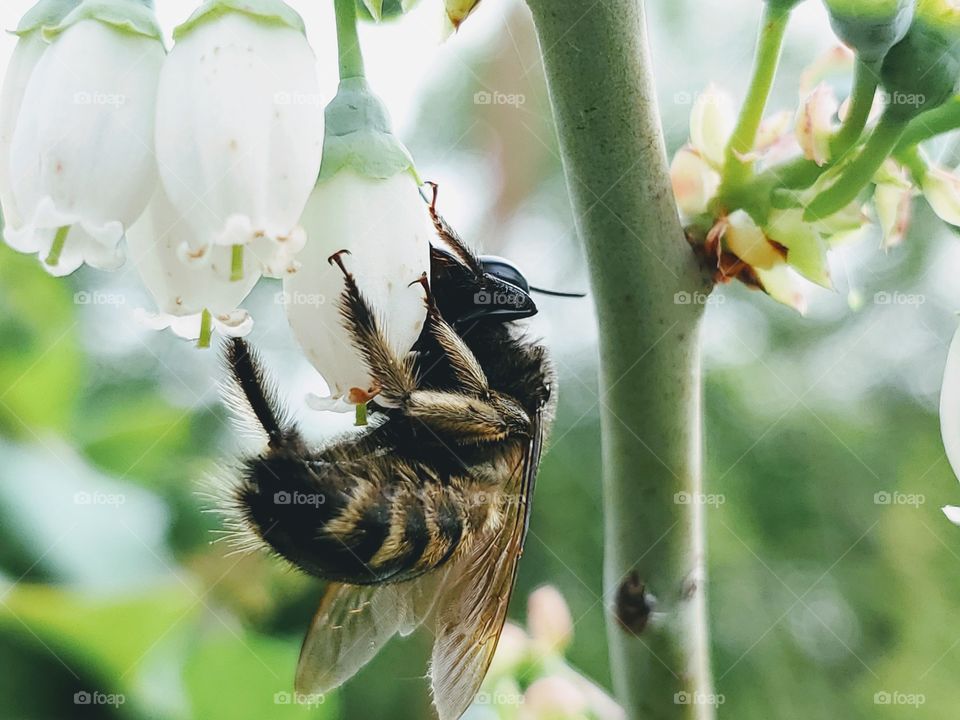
left=285, top=168, right=431, bottom=408
left=3, top=0, right=164, bottom=276
left=0, top=0, right=80, bottom=233
left=284, top=76, right=430, bottom=411
left=155, top=0, right=323, bottom=280
left=669, top=147, right=720, bottom=220
left=689, top=84, right=736, bottom=169
left=941, top=324, right=960, bottom=526
left=128, top=187, right=259, bottom=344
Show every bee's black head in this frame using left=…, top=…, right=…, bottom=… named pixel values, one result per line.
left=430, top=247, right=537, bottom=326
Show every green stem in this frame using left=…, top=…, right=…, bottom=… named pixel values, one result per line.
left=894, top=95, right=960, bottom=152
left=354, top=402, right=367, bottom=427
left=720, top=5, right=790, bottom=191
left=526, top=0, right=713, bottom=717
left=44, top=226, right=69, bottom=267
left=333, top=0, right=365, bottom=80
left=197, top=309, right=213, bottom=349
left=804, top=112, right=908, bottom=220
left=230, top=244, right=244, bottom=282
left=830, top=58, right=879, bottom=157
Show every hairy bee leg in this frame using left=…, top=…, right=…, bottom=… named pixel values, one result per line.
left=423, top=182, right=484, bottom=275
left=327, top=250, right=418, bottom=405
left=410, top=273, right=490, bottom=398
left=225, top=337, right=298, bottom=448
left=328, top=252, right=521, bottom=441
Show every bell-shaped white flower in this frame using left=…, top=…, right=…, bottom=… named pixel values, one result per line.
left=284, top=168, right=431, bottom=408
left=128, top=187, right=260, bottom=345
left=0, top=0, right=80, bottom=232
left=921, top=164, right=960, bottom=228
left=283, top=64, right=432, bottom=409
left=3, top=0, right=164, bottom=276
left=941, top=324, right=960, bottom=526
left=155, top=0, right=323, bottom=280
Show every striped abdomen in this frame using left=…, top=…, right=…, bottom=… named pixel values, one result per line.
left=235, top=448, right=504, bottom=585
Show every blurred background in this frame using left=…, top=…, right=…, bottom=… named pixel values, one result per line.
left=2, top=0, right=960, bottom=717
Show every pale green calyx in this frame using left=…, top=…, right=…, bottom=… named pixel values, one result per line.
left=44, top=0, right=162, bottom=41
left=318, top=78, right=417, bottom=183
left=174, top=0, right=306, bottom=40
left=12, top=0, right=80, bottom=36
left=824, top=0, right=915, bottom=64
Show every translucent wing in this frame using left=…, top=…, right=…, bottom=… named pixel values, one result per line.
left=429, top=407, right=545, bottom=720
left=296, top=576, right=444, bottom=695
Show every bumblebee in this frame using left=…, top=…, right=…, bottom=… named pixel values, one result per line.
left=219, top=186, right=556, bottom=720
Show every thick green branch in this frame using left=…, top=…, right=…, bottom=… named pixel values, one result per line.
left=526, top=0, right=713, bottom=717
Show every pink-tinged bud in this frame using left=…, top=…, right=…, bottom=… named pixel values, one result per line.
left=527, top=585, right=574, bottom=655
left=689, top=84, right=736, bottom=169
left=521, top=677, right=588, bottom=720
left=799, top=45, right=854, bottom=97
left=873, top=161, right=914, bottom=248
left=755, top=265, right=810, bottom=315
left=795, top=83, right=839, bottom=167
left=669, top=147, right=720, bottom=219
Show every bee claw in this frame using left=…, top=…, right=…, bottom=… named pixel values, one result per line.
left=327, top=249, right=352, bottom=275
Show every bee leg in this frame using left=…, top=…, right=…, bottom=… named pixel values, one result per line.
left=410, top=273, right=490, bottom=399
left=423, top=182, right=484, bottom=275
left=327, top=250, right=418, bottom=405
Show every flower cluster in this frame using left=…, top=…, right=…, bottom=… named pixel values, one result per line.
left=670, top=0, right=960, bottom=314
left=0, top=0, right=452, bottom=412
left=468, top=585, right=625, bottom=720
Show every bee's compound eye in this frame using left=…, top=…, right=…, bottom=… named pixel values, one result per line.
left=478, top=255, right=530, bottom=293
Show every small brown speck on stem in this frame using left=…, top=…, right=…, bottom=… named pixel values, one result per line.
left=615, top=571, right=652, bottom=635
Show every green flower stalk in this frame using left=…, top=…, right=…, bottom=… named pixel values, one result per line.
left=805, top=0, right=960, bottom=219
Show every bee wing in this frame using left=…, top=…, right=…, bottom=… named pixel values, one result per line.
left=429, top=406, right=545, bottom=720
left=296, top=573, right=450, bottom=695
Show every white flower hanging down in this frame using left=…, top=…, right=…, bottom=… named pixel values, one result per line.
left=127, top=187, right=259, bottom=345
left=941, top=325, right=960, bottom=525
left=0, top=0, right=79, bottom=233
left=284, top=18, right=431, bottom=412
left=2, top=0, right=165, bottom=276
left=155, top=0, right=324, bottom=281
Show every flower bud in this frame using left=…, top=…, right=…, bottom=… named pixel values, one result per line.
left=3, top=0, right=164, bottom=275
left=689, top=84, right=735, bottom=169
left=527, top=585, right=574, bottom=656
left=880, top=0, right=960, bottom=121
left=795, top=84, right=839, bottom=167
left=720, top=210, right=785, bottom=271
left=824, top=0, right=915, bottom=66
left=765, top=208, right=832, bottom=288
left=669, top=147, right=720, bottom=220
left=155, top=0, right=323, bottom=279
left=445, top=0, right=482, bottom=32
left=128, top=187, right=258, bottom=341
left=873, top=160, right=914, bottom=247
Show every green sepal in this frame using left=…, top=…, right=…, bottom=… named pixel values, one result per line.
left=43, top=0, right=162, bottom=41
left=766, top=209, right=833, bottom=287
left=880, top=0, right=960, bottom=121
left=318, top=77, right=417, bottom=182
left=12, top=0, right=80, bottom=36
left=824, top=0, right=915, bottom=65
left=174, top=0, right=306, bottom=41
left=355, top=0, right=419, bottom=21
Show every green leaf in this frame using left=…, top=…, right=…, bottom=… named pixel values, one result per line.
left=0, top=249, right=82, bottom=436
left=184, top=630, right=340, bottom=719
left=174, top=0, right=306, bottom=40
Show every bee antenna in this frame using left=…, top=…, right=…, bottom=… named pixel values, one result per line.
left=529, top=286, right=587, bottom=298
